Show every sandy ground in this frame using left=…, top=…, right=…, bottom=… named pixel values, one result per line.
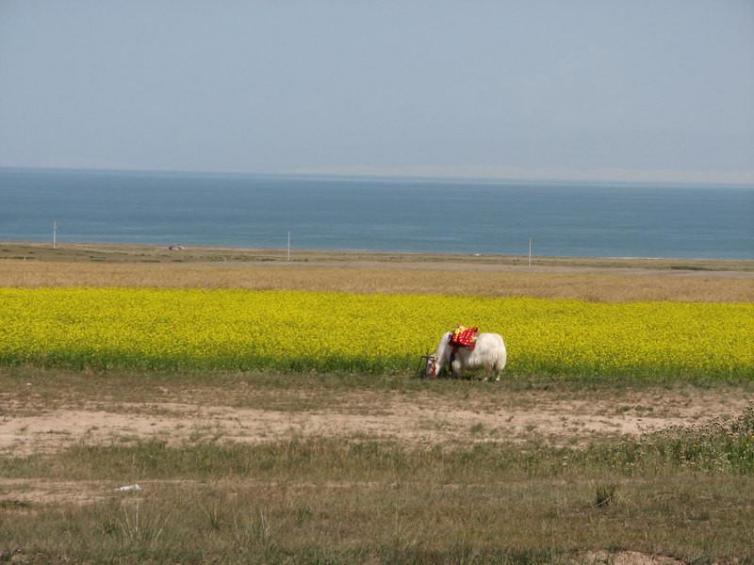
left=2, top=385, right=750, bottom=457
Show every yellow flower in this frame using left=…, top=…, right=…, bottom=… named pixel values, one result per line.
left=0, top=288, right=751, bottom=378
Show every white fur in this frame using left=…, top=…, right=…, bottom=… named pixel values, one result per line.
left=428, top=332, right=507, bottom=381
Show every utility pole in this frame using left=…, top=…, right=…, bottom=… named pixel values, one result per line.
left=528, top=238, right=532, bottom=268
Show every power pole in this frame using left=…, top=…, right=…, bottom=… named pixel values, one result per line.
left=528, top=238, right=532, bottom=268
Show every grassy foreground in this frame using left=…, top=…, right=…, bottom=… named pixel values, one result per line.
left=1, top=409, right=754, bottom=563
left=1, top=364, right=753, bottom=563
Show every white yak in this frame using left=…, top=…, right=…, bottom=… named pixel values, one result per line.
left=425, top=331, right=507, bottom=381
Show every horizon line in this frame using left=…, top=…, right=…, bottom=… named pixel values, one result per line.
left=2, top=164, right=754, bottom=189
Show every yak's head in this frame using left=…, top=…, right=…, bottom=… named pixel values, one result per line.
left=424, top=354, right=440, bottom=378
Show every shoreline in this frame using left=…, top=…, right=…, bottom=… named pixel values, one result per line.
left=2, top=240, right=754, bottom=273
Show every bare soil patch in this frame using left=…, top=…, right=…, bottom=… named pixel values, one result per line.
left=1, top=380, right=749, bottom=455
left=581, top=550, right=685, bottom=565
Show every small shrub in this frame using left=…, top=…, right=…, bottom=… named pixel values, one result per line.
left=594, top=484, right=617, bottom=507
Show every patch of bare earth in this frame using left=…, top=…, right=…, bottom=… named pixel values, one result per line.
left=1, top=386, right=749, bottom=456
left=579, top=550, right=686, bottom=565
left=0, top=479, right=111, bottom=506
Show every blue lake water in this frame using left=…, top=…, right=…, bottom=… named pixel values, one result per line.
left=1, top=168, right=752, bottom=259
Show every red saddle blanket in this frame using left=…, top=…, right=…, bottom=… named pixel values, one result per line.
left=449, top=326, right=479, bottom=349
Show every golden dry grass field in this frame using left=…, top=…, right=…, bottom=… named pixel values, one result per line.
left=1, top=242, right=754, bottom=563
left=1, top=242, right=753, bottom=302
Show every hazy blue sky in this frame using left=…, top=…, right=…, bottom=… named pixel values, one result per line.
left=1, top=1, right=752, bottom=184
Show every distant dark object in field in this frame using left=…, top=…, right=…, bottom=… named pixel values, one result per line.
left=168, top=245, right=185, bottom=251
left=670, top=265, right=713, bottom=271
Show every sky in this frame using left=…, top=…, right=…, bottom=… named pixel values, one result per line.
left=1, top=0, right=753, bottom=184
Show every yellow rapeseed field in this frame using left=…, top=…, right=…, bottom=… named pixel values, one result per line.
left=1, top=288, right=752, bottom=378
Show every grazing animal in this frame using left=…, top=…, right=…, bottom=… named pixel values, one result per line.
left=426, top=331, right=507, bottom=381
